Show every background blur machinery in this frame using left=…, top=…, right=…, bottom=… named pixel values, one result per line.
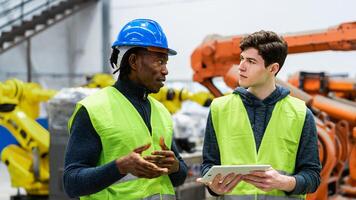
left=0, top=79, right=56, bottom=199
left=288, top=71, right=356, bottom=101
left=85, top=73, right=115, bottom=89
left=150, top=86, right=213, bottom=114
left=151, top=86, right=213, bottom=153
left=191, top=21, right=356, bottom=97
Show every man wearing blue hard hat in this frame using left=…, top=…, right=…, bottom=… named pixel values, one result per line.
left=63, top=19, right=187, bottom=200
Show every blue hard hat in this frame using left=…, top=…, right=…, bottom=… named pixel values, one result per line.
left=112, top=19, right=177, bottom=55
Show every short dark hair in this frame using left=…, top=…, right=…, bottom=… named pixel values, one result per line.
left=110, top=47, right=145, bottom=80
left=240, top=30, right=288, bottom=74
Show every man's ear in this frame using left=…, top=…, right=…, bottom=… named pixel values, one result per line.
left=270, top=63, right=280, bottom=75
left=128, top=53, right=138, bottom=71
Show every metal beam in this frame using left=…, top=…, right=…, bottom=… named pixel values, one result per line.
left=101, top=0, right=111, bottom=73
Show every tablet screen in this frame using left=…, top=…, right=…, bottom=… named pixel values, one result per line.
left=200, top=164, right=271, bottom=183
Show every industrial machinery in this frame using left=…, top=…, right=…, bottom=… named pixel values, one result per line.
left=85, top=73, right=115, bottom=88
left=191, top=21, right=356, bottom=97
left=0, top=79, right=56, bottom=199
left=288, top=71, right=356, bottom=101
left=191, top=21, right=356, bottom=199
left=150, top=87, right=213, bottom=114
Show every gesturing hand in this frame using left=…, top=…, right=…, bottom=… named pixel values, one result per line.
left=115, top=143, right=168, bottom=179
left=197, top=173, right=243, bottom=195
left=144, top=137, right=179, bottom=174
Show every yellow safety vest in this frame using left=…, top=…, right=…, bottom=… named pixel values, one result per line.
left=211, top=94, right=306, bottom=200
left=68, top=87, right=175, bottom=200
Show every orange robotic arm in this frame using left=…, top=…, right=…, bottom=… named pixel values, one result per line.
left=191, top=21, right=356, bottom=97
left=287, top=72, right=356, bottom=100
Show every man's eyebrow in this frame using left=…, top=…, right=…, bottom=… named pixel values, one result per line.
left=246, top=57, right=258, bottom=62
left=241, top=55, right=258, bottom=62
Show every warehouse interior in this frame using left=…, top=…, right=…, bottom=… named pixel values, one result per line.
left=0, top=0, right=356, bottom=199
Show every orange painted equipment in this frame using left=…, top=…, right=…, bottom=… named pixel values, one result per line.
left=288, top=72, right=356, bottom=100
left=191, top=21, right=356, bottom=97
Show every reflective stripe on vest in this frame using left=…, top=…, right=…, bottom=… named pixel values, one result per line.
left=211, top=94, right=306, bottom=199
left=69, top=87, right=175, bottom=200
left=220, top=194, right=304, bottom=200
left=114, top=173, right=138, bottom=184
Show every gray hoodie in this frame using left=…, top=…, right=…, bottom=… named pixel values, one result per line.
left=201, top=86, right=321, bottom=195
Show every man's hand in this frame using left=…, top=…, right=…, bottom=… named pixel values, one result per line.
left=144, top=137, right=179, bottom=174
left=115, top=143, right=168, bottom=179
left=242, top=168, right=296, bottom=192
left=197, top=173, right=243, bottom=195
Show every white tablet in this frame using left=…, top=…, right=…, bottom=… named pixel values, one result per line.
left=200, top=165, right=271, bottom=183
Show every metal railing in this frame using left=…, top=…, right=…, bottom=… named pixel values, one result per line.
left=0, top=0, right=64, bottom=33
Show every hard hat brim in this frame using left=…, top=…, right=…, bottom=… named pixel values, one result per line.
left=147, top=46, right=177, bottom=56
left=112, top=44, right=177, bottom=56
left=167, top=48, right=177, bottom=56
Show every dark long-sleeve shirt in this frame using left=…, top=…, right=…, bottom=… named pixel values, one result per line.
left=63, top=79, right=188, bottom=198
left=201, top=86, right=321, bottom=196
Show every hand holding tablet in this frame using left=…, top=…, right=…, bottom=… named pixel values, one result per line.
left=199, top=164, right=271, bottom=183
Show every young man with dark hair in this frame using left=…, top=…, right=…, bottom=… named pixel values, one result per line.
left=200, top=30, right=321, bottom=199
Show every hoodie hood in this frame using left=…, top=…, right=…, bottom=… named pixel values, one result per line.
left=233, top=85, right=290, bottom=107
